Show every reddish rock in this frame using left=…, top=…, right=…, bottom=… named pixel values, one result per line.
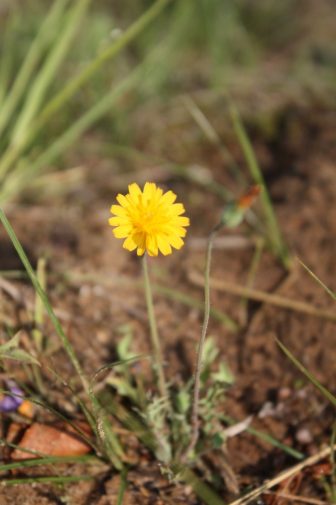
left=11, top=422, right=92, bottom=460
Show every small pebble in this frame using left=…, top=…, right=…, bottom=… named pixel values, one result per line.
left=278, top=387, right=291, bottom=400
left=296, top=427, right=313, bottom=444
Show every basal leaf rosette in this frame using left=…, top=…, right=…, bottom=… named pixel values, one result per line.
left=109, top=182, right=190, bottom=257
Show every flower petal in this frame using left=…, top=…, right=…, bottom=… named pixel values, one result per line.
left=137, top=247, right=145, bottom=256
left=170, top=226, right=187, bottom=237
left=116, top=194, right=129, bottom=208
left=110, top=204, right=127, bottom=216
left=157, top=235, right=172, bottom=255
left=143, top=182, right=156, bottom=201
left=146, top=235, right=158, bottom=256
left=172, top=216, right=190, bottom=226
left=123, top=236, right=137, bottom=251
left=161, top=190, right=177, bottom=205
left=109, top=216, right=129, bottom=226
left=170, top=203, right=186, bottom=216
left=128, top=183, right=142, bottom=204
left=113, top=226, right=132, bottom=238
left=169, top=235, right=184, bottom=250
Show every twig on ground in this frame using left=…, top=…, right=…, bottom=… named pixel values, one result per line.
left=0, top=277, right=24, bottom=303
left=188, top=235, right=254, bottom=251
left=188, top=271, right=336, bottom=322
left=263, top=491, right=331, bottom=505
left=228, top=444, right=336, bottom=505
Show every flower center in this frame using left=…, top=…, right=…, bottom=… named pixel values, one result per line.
left=139, top=211, right=157, bottom=234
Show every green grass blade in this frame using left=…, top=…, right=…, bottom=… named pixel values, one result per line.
left=0, top=208, right=87, bottom=391
left=299, top=259, right=336, bottom=300
left=177, top=468, right=226, bottom=505
left=2, top=476, right=95, bottom=486
left=246, top=425, right=304, bottom=460
left=33, top=0, right=172, bottom=132
left=184, top=95, right=244, bottom=184
left=117, top=469, right=128, bottom=505
left=276, top=337, right=336, bottom=408
left=10, top=0, right=91, bottom=148
left=0, top=12, right=20, bottom=106
left=0, top=0, right=69, bottom=137
left=33, top=257, right=47, bottom=352
left=0, top=0, right=171, bottom=199
left=0, top=455, right=96, bottom=472
left=0, top=270, right=27, bottom=279
left=0, top=67, right=140, bottom=203
left=228, top=101, right=290, bottom=267
left=221, top=415, right=304, bottom=460
left=92, top=355, right=149, bottom=383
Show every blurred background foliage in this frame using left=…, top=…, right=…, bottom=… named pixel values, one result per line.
left=0, top=0, right=335, bottom=204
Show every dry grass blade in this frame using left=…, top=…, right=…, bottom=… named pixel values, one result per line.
left=263, top=491, right=331, bottom=505
left=276, top=337, right=336, bottom=408
left=0, top=276, right=24, bottom=303
left=228, top=444, right=336, bottom=505
left=298, top=259, right=336, bottom=301
left=189, top=271, right=336, bottom=322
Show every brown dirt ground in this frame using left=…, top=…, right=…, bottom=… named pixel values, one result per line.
left=1, top=103, right=336, bottom=504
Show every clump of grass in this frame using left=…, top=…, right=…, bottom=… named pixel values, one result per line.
left=1, top=0, right=328, bottom=206
left=0, top=0, right=172, bottom=204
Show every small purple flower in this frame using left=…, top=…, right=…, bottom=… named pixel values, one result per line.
left=0, top=380, right=24, bottom=413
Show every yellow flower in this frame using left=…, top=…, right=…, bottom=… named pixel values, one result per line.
left=109, top=182, right=190, bottom=256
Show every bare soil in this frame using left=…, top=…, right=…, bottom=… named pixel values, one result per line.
left=1, top=104, right=336, bottom=504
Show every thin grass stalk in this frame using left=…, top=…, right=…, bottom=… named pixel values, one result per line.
left=0, top=455, right=95, bottom=472
left=0, top=0, right=69, bottom=137
left=331, top=423, right=336, bottom=500
left=142, top=255, right=168, bottom=401
left=33, top=257, right=46, bottom=352
left=276, top=337, right=336, bottom=408
left=184, top=224, right=220, bottom=459
left=189, top=270, right=336, bottom=322
left=0, top=12, right=19, bottom=106
left=0, top=209, right=88, bottom=391
left=87, top=381, right=124, bottom=468
left=228, top=102, right=289, bottom=267
left=299, top=259, right=336, bottom=300
left=2, top=476, right=94, bottom=486
left=183, top=95, right=244, bottom=184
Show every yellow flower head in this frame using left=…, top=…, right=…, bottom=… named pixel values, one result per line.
left=109, top=182, right=190, bottom=257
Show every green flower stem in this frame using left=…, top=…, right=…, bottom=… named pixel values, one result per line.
left=184, top=223, right=221, bottom=460
left=142, top=254, right=168, bottom=401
